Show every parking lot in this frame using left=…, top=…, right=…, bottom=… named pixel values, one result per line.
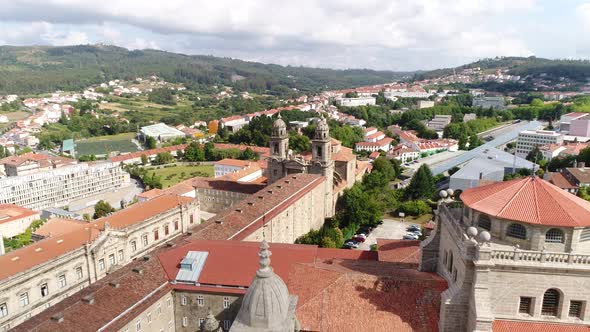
left=356, top=218, right=418, bottom=250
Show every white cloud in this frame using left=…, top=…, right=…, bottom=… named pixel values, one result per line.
left=578, top=2, right=590, bottom=31
left=0, top=0, right=541, bottom=69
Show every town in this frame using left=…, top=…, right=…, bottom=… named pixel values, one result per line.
left=1, top=4, right=590, bottom=331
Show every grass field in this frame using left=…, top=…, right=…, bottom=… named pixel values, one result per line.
left=1, top=111, right=30, bottom=121
left=76, top=132, right=139, bottom=156
left=147, top=164, right=214, bottom=188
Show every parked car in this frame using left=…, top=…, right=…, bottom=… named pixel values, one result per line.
left=353, top=236, right=366, bottom=243
left=403, top=233, right=419, bottom=240
left=407, top=225, right=421, bottom=232
left=410, top=230, right=422, bottom=237
left=344, top=241, right=359, bottom=249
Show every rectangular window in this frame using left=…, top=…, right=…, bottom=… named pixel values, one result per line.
left=142, top=235, right=148, bottom=246
left=99, top=259, right=105, bottom=271
left=109, top=254, right=115, bottom=266
left=147, top=312, right=152, bottom=323
left=181, top=296, right=187, bottom=306
left=164, top=225, right=169, bottom=236
left=19, top=293, right=29, bottom=307
left=182, top=317, right=188, bottom=327
left=131, top=241, right=137, bottom=252
left=197, top=295, right=204, bottom=307
left=76, top=267, right=83, bottom=280
left=223, top=297, right=230, bottom=309
left=118, top=250, right=124, bottom=262
left=569, top=300, right=584, bottom=318
left=40, top=283, right=49, bottom=297
left=167, top=298, right=171, bottom=307
left=136, top=319, right=142, bottom=332
left=519, top=297, right=533, bottom=315
left=157, top=304, right=162, bottom=315
left=0, top=303, right=8, bottom=318
left=174, top=221, right=179, bottom=231
left=154, top=230, right=159, bottom=241
left=190, top=215, right=194, bottom=224
left=58, top=274, right=67, bottom=288
left=223, top=320, right=231, bottom=330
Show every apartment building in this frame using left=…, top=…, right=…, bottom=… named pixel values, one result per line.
left=0, top=162, right=130, bottom=210
left=515, top=130, right=563, bottom=159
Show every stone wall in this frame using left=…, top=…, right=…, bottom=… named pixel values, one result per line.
left=116, top=291, right=175, bottom=332
left=174, top=291, right=242, bottom=332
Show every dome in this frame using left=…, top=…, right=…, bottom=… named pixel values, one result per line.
left=272, top=114, right=287, bottom=138
left=233, top=240, right=291, bottom=330
left=461, top=176, right=590, bottom=227
left=314, top=116, right=329, bottom=139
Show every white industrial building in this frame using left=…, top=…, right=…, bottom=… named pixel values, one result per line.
left=139, top=123, right=186, bottom=142
left=0, top=162, right=130, bottom=210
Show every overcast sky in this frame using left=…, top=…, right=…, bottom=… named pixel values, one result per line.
left=0, top=0, right=588, bottom=71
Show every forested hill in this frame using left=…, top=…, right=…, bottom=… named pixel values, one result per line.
left=414, top=56, right=590, bottom=83
left=0, top=44, right=409, bottom=95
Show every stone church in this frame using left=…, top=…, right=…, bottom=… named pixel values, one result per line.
left=268, top=114, right=352, bottom=218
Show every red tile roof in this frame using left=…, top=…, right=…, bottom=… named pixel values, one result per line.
left=376, top=239, right=421, bottom=268
left=0, top=204, right=38, bottom=225
left=214, top=158, right=252, bottom=168
left=461, top=176, right=590, bottom=227
left=492, top=320, right=590, bottom=332
left=290, top=260, right=447, bottom=332
left=547, top=172, right=578, bottom=190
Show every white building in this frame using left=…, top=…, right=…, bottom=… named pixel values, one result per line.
left=515, top=130, right=563, bottom=159
left=335, top=97, right=376, bottom=107
left=0, top=204, right=40, bottom=239
left=355, top=137, right=394, bottom=152
left=139, top=123, right=186, bottom=143
left=214, top=159, right=263, bottom=183
left=0, top=162, right=130, bottom=210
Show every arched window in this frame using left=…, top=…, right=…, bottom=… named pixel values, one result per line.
left=477, top=214, right=492, bottom=231
left=506, top=223, right=527, bottom=240
left=545, top=228, right=564, bottom=243
left=541, top=289, right=561, bottom=316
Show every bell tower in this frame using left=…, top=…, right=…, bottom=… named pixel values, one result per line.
left=311, top=116, right=334, bottom=217
left=268, top=114, right=289, bottom=183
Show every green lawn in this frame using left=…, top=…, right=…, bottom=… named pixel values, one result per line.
left=76, top=132, right=139, bottom=156
left=148, top=164, right=214, bottom=188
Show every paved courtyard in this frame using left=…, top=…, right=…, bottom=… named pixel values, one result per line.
left=68, top=178, right=144, bottom=216
left=356, top=218, right=418, bottom=250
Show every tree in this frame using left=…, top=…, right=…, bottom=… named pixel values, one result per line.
left=154, top=152, right=174, bottom=165
left=240, top=147, right=258, bottom=160
left=289, top=132, right=311, bottom=154
left=204, top=142, right=215, bottom=161
left=93, top=200, right=115, bottom=219
left=148, top=88, right=176, bottom=105
left=184, top=142, right=205, bottom=161
left=526, top=146, right=544, bottom=163
left=406, top=164, right=435, bottom=200
left=468, top=134, right=483, bottom=150
left=141, top=154, right=148, bottom=165
left=145, top=136, right=157, bottom=149
left=372, top=157, right=396, bottom=181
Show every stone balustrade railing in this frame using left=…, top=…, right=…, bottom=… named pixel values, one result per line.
left=489, top=249, right=590, bottom=266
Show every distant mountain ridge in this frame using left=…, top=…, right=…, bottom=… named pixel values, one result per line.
left=0, top=44, right=411, bottom=95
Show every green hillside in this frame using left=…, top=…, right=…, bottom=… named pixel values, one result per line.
left=414, top=56, right=590, bottom=83
left=0, top=45, right=409, bottom=95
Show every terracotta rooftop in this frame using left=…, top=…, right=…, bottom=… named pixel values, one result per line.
left=566, top=167, right=590, bottom=184
left=356, top=137, right=394, bottom=148
left=34, top=218, right=88, bottom=238
left=0, top=204, right=38, bottom=225
left=461, top=176, right=590, bottom=227
left=376, top=239, right=421, bottom=269
left=546, top=172, right=577, bottom=190
left=332, top=145, right=356, bottom=162
left=492, top=320, right=590, bottom=332
left=290, top=259, right=446, bottom=332
left=214, top=158, right=252, bottom=168
left=135, top=188, right=164, bottom=200
left=0, top=194, right=191, bottom=280
left=190, top=174, right=325, bottom=241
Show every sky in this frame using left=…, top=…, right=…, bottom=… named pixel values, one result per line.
left=0, top=0, right=588, bottom=71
